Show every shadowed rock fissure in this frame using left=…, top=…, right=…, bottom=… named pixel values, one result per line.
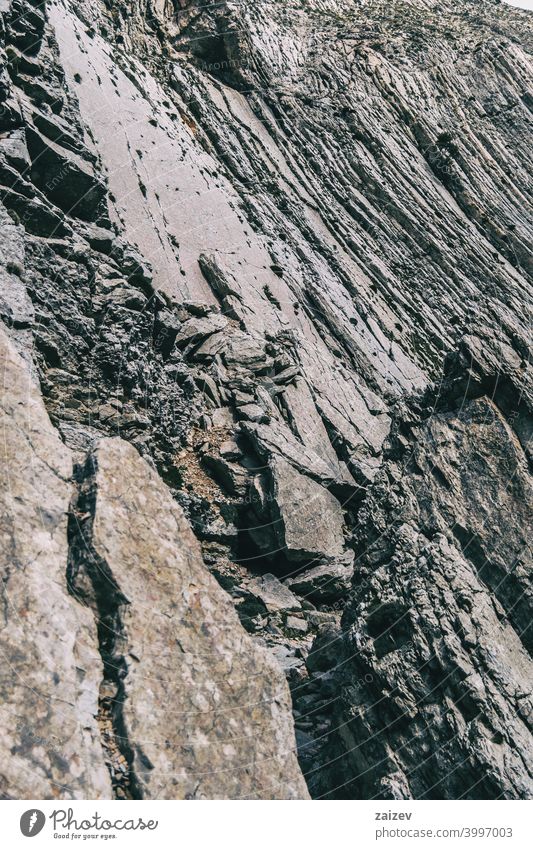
left=67, top=454, right=142, bottom=800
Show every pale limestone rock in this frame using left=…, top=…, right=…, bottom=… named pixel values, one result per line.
left=248, top=573, right=302, bottom=613
left=0, top=325, right=111, bottom=800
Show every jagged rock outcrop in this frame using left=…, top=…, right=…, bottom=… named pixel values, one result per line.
left=0, top=325, right=111, bottom=799
left=69, top=436, right=308, bottom=800
left=0, top=325, right=307, bottom=800
left=311, top=396, right=533, bottom=799
left=0, top=0, right=531, bottom=799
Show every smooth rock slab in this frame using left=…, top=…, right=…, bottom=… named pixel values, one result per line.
left=269, top=456, right=346, bottom=562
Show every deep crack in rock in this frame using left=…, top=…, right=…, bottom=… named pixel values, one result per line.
left=67, top=452, right=142, bottom=800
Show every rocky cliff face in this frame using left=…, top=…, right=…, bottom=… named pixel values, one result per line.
left=0, top=0, right=531, bottom=799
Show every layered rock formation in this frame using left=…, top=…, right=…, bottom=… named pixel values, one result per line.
left=0, top=325, right=308, bottom=800
left=0, top=0, right=531, bottom=799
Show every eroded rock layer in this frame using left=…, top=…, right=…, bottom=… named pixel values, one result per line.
left=0, top=0, right=531, bottom=799
left=0, top=319, right=307, bottom=800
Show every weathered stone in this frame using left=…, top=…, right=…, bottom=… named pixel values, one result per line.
left=175, top=313, right=228, bottom=347
left=269, top=456, right=345, bottom=562
left=202, top=453, right=248, bottom=497
left=273, top=366, right=300, bottom=385
left=25, top=127, right=107, bottom=222
left=244, top=420, right=358, bottom=496
left=210, top=407, right=236, bottom=428
left=219, top=439, right=242, bottom=460
left=286, top=557, right=355, bottom=604
left=0, top=202, right=33, bottom=330
left=408, top=398, right=533, bottom=652
left=223, top=332, right=269, bottom=371
left=238, top=402, right=270, bottom=423
left=285, top=616, right=309, bottom=635
left=70, top=438, right=308, bottom=800
left=192, top=330, right=227, bottom=360
left=1, top=185, right=70, bottom=237
left=324, top=400, right=533, bottom=800
left=0, top=325, right=111, bottom=800
left=0, top=0, right=531, bottom=804
left=79, top=222, right=114, bottom=254
left=247, top=573, right=302, bottom=613
left=0, top=128, right=30, bottom=171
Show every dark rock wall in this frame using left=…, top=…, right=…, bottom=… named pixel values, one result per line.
left=0, top=0, right=531, bottom=799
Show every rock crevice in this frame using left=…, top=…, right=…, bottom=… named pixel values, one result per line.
left=67, top=450, right=142, bottom=800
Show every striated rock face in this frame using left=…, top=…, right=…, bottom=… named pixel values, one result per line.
left=0, top=0, right=531, bottom=799
left=319, top=397, right=533, bottom=799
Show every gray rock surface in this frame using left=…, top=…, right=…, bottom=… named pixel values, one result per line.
left=320, top=398, right=533, bottom=800
left=247, top=573, right=302, bottom=614
left=286, top=556, right=355, bottom=604
left=269, top=455, right=346, bottom=562
left=0, top=325, right=111, bottom=800
left=0, top=325, right=308, bottom=799
left=0, top=0, right=531, bottom=800
left=69, top=438, right=308, bottom=800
